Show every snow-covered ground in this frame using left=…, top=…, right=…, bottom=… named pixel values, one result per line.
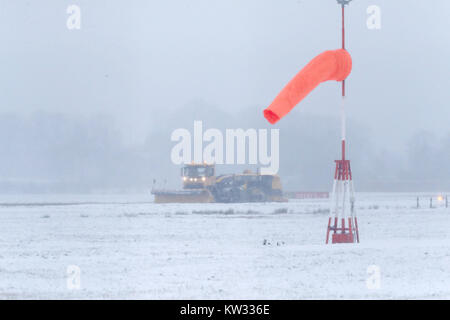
left=0, top=192, right=449, bottom=299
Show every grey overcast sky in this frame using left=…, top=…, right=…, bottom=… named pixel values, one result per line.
left=0, top=1, right=449, bottom=192
left=1, top=1, right=449, bottom=146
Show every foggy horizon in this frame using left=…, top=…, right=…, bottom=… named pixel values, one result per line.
left=1, top=104, right=449, bottom=193
left=1, top=0, right=449, bottom=193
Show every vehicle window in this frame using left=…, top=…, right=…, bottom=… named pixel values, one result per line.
left=206, top=167, right=214, bottom=176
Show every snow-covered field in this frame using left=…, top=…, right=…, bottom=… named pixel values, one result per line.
left=0, top=192, right=449, bottom=299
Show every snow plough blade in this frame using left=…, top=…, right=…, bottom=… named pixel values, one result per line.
left=151, top=189, right=214, bottom=203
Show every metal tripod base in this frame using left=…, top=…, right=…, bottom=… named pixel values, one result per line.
left=326, top=159, right=360, bottom=244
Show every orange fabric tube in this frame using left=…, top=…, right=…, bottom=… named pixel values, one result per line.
left=264, top=49, right=352, bottom=124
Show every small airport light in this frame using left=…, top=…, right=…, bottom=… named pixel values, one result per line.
left=437, top=195, right=444, bottom=202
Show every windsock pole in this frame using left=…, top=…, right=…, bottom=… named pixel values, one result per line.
left=341, top=2, right=346, bottom=161
left=326, top=0, right=359, bottom=244
left=340, top=2, right=347, bottom=238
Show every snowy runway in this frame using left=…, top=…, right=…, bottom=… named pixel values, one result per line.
left=0, top=193, right=449, bottom=299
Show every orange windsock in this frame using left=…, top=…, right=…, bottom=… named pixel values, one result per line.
left=264, top=49, right=352, bottom=124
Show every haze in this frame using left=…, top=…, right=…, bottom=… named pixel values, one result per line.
left=0, top=0, right=449, bottom=193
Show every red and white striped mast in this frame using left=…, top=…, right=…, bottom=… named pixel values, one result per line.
left=326, top=0, right=359, bottom=244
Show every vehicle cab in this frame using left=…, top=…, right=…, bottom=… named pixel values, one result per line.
left=181, top=163, right=215, bottom=189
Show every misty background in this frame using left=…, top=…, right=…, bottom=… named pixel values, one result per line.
left=0, top=0, right=449, bottom=193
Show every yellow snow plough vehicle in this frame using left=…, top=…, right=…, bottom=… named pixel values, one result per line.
left=151, top=163, right=286, bottom=203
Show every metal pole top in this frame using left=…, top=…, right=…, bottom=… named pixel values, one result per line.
left=336, top=0, right=352, bottom=6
